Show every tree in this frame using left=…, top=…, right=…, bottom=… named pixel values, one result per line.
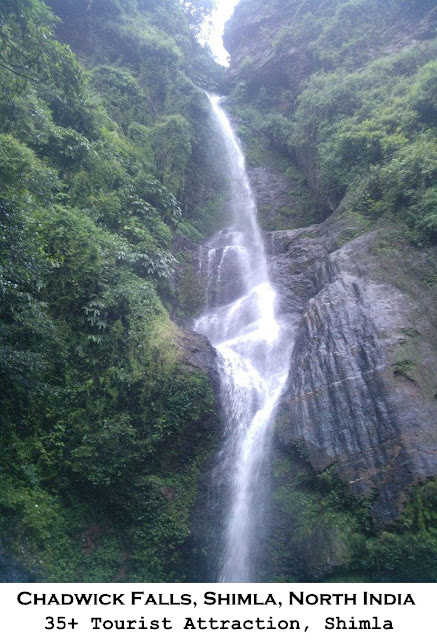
left=180, top=0, right=216, bottom=35
left=0, top=0, right=84, bottom=101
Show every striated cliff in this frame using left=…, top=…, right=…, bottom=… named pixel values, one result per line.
left=268, top=215, right=437, bottom=522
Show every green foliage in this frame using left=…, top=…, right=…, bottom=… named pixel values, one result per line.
left=269, top=452, right=374, bottom=582
left=350, top=480, right=437, bottom=582
left=272, top=26, right=295, bottom=57
left=91, top=66, right=152, bottom=132
left=0, top=0, right=222, bottom=582
left=231, top=0, right=437, bottom=240
left=0, top=0, right=81, bottom=91
left=151, top=115, right=192, bottom=194
left=270, top=452, right=437, bottom=583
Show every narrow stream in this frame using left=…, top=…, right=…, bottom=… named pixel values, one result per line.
left=194, top=95, right=293, bottom=582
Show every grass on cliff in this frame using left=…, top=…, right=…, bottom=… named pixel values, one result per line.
left=229, top=0, right=437, bottom=244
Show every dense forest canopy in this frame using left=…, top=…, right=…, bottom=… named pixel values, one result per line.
left=0, top=0, right=225, bottom=581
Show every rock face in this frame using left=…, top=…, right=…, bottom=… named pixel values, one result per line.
left=266, top=214, right=437, bottom=524
left=248, top=167, right=308, bottom=231
left=223, top=1, right=312, bottom=95
left=177, top=326, right=219, bottom=389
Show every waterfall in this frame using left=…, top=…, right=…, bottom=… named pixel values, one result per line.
left=194, top=95, right=294, bottom=583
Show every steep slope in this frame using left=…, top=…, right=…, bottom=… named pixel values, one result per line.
left=0, top=0, right=223, bottom=582
left=225, top=0, right=437, bottom=581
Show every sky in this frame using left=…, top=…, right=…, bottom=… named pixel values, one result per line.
left=205, top=0, right=240, bottom=66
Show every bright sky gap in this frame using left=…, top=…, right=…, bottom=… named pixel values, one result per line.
left=203, top=0, right=240, bottom=66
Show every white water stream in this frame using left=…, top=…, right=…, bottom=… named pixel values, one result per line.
left=194, top=95, right=293, bottom=582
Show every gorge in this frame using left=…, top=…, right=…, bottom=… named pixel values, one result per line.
left=0, top=0, right=436, bottom=583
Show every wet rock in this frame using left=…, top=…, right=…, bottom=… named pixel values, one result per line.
left=268, top=215, right=437, bottom=524
left=266, top=226, right=328, bottom=316
left=171, top=234, right=205, bottom=324
left=248, top=167, right=306, bottom=231
left=177, top=327, right=219, bottom=389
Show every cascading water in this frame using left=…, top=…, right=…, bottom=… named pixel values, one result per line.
left=194, top=95, right=294, bottom=583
